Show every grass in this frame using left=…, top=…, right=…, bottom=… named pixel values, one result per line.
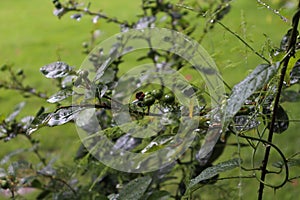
left=0, top=0, right=300, bottom=199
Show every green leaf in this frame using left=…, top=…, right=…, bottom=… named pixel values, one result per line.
left=26, top=113, right=51, bottom=135
left=47, top=89, right=73, bottom=103
left=27, top=107, right=83, bottom=135
left=7, top=160, right=32, bottom=177
left=36, top=190, right=51, bottom=199
left=188, top=158, right=242, bottom=188
left=40, top=61, right=73, bottom=79
left=272, top=159, right=300, bottom=168
left=223, top=63, right=280, bottom=130
left=141, top=135, right=173, bottom=153
left=5, top=102, right=26, bottom=122
left=47, top=107, right=83, bottom=126
left=147, top=190, right=170, bottom=200
left=286, top=52, right=300, bottom=85
left=287, top=159, right=300, bottom=167
left=0, top=148, right=27, bottom=165
left=0, top=168, right=7, bottom=179
left=266, top=104, right=289, bottom=134
left=290, top=60, right=300, bottom=85
left=118, top=176, right=152, bottom=200
left=107, top=193, right=118, bottom=200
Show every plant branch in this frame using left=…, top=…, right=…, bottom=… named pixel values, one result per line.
left=257, top=5, right=300, bottom=200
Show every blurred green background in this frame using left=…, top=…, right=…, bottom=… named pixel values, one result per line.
left=0, top=0, right=299, bottom=199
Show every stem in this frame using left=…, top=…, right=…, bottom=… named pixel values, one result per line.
left=257, top=5, right=300, bottom=200
left=217, top=21, right=270, bottom=64
left=25, top=135, right=47, bottom=166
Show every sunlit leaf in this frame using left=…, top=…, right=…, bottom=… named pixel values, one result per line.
left=188, top=158, right=242, bottom=188
left=27, top=107, right=83, bottom=135
left=5, top=102, right=26, bottom=122
left=233, top=115, right=260, bottom=131
left=92, top=15, right=99, bottom=24
left=118, top=176, right=152, bottom=200
left=47, top=89, right=73, bottom=103
left=38, top=165, right=56, bottom=176
left=223, top=63, right=280, bottom=130
left=27, top=113, right=51, bottom=135
left=40, top=61, right=73, bottom=79
left=141, top=135, right=173, bottom=153
left=71, top=13, right=83, bottom=21
left=135, top=16, right=156, bottom=29
left=61, top=75, right=77, bottom=88
left=20, top=116, right=34, bottom=130
left=113, top=134, right=141, bottom=151
left=47, top=107, right=83, bottom=126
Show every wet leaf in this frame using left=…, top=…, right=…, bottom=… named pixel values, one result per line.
left=27, top=107, right=83, bottom=134
left=188, top=158, right=242, bottom=188
left=264, top=105, right=289, bottom=134
left=21, top=116, right=34, bottom=130
left=27, top=113, right=51, bottom=135
left=118, top=176, right=152, bottom=200
left=280, top=29, right=292, bottom=51
left=223, top=63, right=280, bottom=130
left=5, top=102, right=26, bottom=122
left=71, top=13, right=83, bottom=21
left=47, top=89, right=73, bottom=103
left=7, top=160, right=32, bottom=177
left=92, top=15, right=99, bottom=24
left=0, top=168, right=6, bottom=179
left=61, top=75, right=77, bottom=88
left=272, top=159, right=300, bottom=168
left=286, top=54, right=300, bottom=85
left=290, top=60, right=300, bottom=85
left=141, top=135, right=173, bottom=153
left=40, top=61, right=73, bottom=79
left=281, top=90, right=300, bottom=102
left=113, top=134, right=141, bottom=151
left=47, top=107, right=83, bottom=126
left=135, top=16, right=156, bottom=29
left=38, top=165, right=56, bottom=176
left=233, top=115, right=260, bottom=131
left=0, top=148, right=27, bottom=165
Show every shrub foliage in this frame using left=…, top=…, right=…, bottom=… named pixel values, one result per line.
left=1, top=0, right=300, bottom=199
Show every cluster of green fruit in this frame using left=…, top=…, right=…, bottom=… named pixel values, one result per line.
left=0, top=177, right=10, bottom=190
left=133, top=89, right=176, bottom=107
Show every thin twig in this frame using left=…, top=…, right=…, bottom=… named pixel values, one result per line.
left=217, top=21, right=271, bottom=64
left=257, top=0, right=289, bottom=23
